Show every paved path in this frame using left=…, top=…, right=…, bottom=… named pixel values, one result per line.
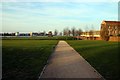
left=40, top=41, right=104, bottom=79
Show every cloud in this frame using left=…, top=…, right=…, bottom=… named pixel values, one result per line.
left=1, top=2, right=118, bottom=32
left=1, top=0, right=120, bottom=2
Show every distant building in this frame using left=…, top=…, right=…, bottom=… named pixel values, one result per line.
left=32, top=32, right=38, bottom=36
left=15, top=32, right=19, bottom=36
left=30, top=32, right=33, bottom=36
left=81, top=31, right=101, bottom=40
left=101, top=20, right=120, bottom=36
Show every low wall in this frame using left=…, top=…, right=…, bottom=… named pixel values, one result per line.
left=75, top=36, right=120, bottom=42
left=109, top=37, right=120, bottom=42
left=94, top=37, right=102, bottom=40
left=81, top=37, right=102, bottom=40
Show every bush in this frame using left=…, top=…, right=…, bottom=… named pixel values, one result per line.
left=100, top=26, right=109, bottom=41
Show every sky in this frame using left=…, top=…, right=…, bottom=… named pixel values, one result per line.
left=0, top=0, right=119, bottom=32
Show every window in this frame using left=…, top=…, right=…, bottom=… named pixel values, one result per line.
left=115, top=26, right=117, bottom=29
left=108, top=25, right=110, bottom=29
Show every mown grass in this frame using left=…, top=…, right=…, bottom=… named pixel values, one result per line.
left=67, top=40, right=119, bottom=80
left=2, top=36, right=75, bottom=40
left=2, top=40, right=58, bottom=80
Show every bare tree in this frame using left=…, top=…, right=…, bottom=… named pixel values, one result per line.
left=77, top=28, right=82, bottom=36
left=85, top=25, right=89, bottom=32
left=68, top=30, right=71, bottom=36
left=59, top=32, right=62, bottom=36
left=63, top=28, right=67, bottom=36
left=54, top=29, right=58, bottom=36
left=63, top=27, right=69, bottom=36
left=84, top=25, right=89, bottom=37
left=43, top=31, right=46, bottom=36
left=89, top=30, right=94, bottom=40
left=71, top=27, right=76, bottom=36
left=100, top=25, right=109, bottom=41
left=88, top=25, right=94, bottom=40
left=48, top=31, right=53, bottom=37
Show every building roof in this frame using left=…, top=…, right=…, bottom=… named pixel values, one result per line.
left=103, top=20, right=120, bottom=24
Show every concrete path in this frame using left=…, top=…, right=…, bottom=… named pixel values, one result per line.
left=40, top=41, right=104, bottom=79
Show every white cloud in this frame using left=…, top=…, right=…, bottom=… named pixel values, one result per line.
left=1, top=2, right=118, bottom=32
left=1, top=0, right=120, bottom=2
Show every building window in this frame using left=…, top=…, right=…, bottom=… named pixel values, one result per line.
left=115, top=26, right=117, bottom=30
left=108, top=26, right=110, bottom=29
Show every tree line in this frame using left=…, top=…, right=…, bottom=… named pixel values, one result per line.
left=1, top=27, right=95, bottom=37
left=52, top=27, right=83, bottom=37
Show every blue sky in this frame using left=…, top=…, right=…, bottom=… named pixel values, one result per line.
left=1, top=1, right=119, bottom=32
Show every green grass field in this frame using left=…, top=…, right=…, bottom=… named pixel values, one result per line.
left=2, top=40, right=58, bottom=80
left=67, top=40, right=119, bottom=80
left=2, top=36, right=75, bottom=40
left=2, top=39, right=120, bottom=80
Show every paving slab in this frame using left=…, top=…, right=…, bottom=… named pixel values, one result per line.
left=39, top=41, right=104, bottom=79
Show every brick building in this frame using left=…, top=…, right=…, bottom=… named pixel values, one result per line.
left=100, top=20, right=120, bottom=41
left=101, top=20, right=120, bottom=36
left=81, top=31, right=101, bottom=40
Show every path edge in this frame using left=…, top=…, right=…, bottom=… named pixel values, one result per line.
left=37, top=40, right=59, bottom=80
left=66, top=41, right=106, bottom=80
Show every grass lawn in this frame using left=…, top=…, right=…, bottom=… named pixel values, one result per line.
left=2, top=36, right=74, bottom=40
left=2, top=40, right=58, bottom=80
left=67, top=40, right=119, bottom=80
